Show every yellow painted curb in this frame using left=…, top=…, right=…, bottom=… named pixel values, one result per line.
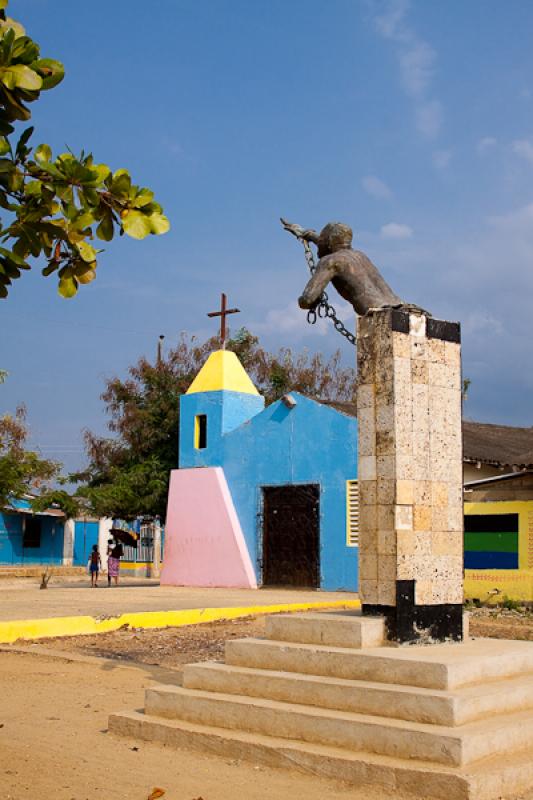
left=0, top=599, right=360, bottom=644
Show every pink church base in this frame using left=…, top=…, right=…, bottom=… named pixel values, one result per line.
left=161, top=467, right=258, bottom=589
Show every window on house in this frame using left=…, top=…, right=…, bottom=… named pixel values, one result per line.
left=195, top=414, right=207, bottom=449
left=23, top=517, right=41, bottom=548
left=346, top=480, right=359, bottom=547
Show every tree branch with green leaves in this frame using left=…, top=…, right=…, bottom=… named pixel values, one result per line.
left=0, top=1, right=169, bottom=298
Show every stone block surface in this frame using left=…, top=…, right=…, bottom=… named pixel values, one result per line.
left=356, top=309, right=464, bottom=627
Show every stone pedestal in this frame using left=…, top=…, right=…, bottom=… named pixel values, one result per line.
left=357, top=308, right=463, bottom=643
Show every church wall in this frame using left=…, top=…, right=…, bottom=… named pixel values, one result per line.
left=221, top=394, right=359, bottom=592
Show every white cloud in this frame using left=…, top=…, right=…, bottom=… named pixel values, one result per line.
left=161, top=135, right=184, bottom=157
left=361, top=175, right=392, bottom=199
left=373, top=0, right=443, bottom=140
left=399, top=40, right=436, bottom=99
left=477, top=136, right=497, bottom=155
left=487, top=202, right=533, bottom=234
left=252, top=299, right=356, bottom=341
left=253, top=302, right=329, bottom=338
left=374, top=0, right=410, bottom=40
left=432, top=149, right=451, bottom=169
left=512, top=138, right=533, bottom=165
left=462, top=312, right=504, bottom=337
left=415, top=100, right=442, bottom=138
left=380, top=222, right=413, bottom=239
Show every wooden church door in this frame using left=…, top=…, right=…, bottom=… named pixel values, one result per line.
left=261, top=485, right=319, bottom=588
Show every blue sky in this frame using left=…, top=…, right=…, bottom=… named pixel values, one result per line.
left=2, top=0, right=533, bottom=473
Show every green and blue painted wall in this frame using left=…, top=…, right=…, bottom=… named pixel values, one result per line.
left=464, top=500, right=533, bottom=602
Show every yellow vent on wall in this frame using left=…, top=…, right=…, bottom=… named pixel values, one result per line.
left=347, top=480, right=359, bottom=547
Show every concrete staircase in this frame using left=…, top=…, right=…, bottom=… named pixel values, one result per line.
left=109, top=612, right=533, bottom=799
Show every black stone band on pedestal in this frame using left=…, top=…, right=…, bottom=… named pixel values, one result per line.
left=390, top=309, right=410, bottom=333
left=426, top=318, right=461, bottom=344
left=389, top=309, right=461, bottom=345
left=362, top=580, right=463, bottom=644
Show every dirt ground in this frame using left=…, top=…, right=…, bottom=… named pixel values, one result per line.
left=0, top=647, right=427, bottom=800
left=31, top=616, right=267, bottom=672
left=469, top=607, right=533, bottom=641
left=15, top=607, right=533, bottom=671
left=3, top=610, right=533, bottom=799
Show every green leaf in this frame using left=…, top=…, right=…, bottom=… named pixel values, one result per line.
left=132, top=188, right=154, bottom=208
left=0, top=120, right=14, bottom=136
left=0, top=137, right=9, bottom=156
left=7, top=168, right=23, bottom=191
left=121, top=210, right=152, bottom=240
left=39, top=161, right=65, bottom=180
left=75, top=263, right=96, bottom=284
left=110, top=169, right=132, bottom=197
left=42, top=262, right=59, bottom=277
left=0, top=246, right=29, bottom=267
left=34, top=143, right=52, bottom=163
left=73, top=211, right=95, bottom=231
left=12, top=36, right=39, bottom=64
left=16, top=125, right=33, bottom=152
left=24, top=179, right=41, bottom=196
left=1, top=64, right=42, bottom=91
left=32, top=58, right=64, bottom=90
left=76, top=241, right=97, bottom=262
left=96, top=214, right=114, bottom=241
left=0, top=17, right=26, bottom=38
left=148, top=212, right=170, bottom=235
left=89, top=163, right=111, bottom=184
left=58, top=276, right=78, bottom=298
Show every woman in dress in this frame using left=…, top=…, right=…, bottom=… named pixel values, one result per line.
left=107, top=539, right=123, bottom=586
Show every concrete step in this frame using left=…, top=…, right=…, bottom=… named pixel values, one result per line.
left=142, top=684, right=533, bottom=767
left=225, top=636, right=533, bottom=690
left=265, top=612, right=385, bottom=649
left=182, top=661, right=533, bottom=726
left=109, top=709, right=533, bottom=800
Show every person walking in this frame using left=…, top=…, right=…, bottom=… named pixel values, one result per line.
left=88, top=544, right=102, bottom=588
left=107, top=539, right=123, bottom=586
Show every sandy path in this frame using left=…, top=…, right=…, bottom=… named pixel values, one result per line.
left=0, top=649, right=420, bottom=800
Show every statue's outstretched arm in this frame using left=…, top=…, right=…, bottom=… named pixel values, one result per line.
left=280, top=217, right=320, bottom=245
left=298, top=255, right=337, bottom=309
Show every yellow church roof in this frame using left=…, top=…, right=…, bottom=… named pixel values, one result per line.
left=186, top=350, right=260, bottom=396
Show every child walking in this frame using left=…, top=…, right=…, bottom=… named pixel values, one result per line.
left=89, top=544, right=102, bottom=587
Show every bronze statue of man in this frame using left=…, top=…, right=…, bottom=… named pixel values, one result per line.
left=281, top=218, right=407, bottom=317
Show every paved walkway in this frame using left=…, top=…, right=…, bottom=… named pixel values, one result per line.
left=0, top=579, right=358, bottom=622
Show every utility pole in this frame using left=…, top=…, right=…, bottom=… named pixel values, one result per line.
left=157, top=334, right=165, bottom=365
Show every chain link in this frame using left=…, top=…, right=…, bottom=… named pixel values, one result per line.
left=301, top=240, right=356, bottom=346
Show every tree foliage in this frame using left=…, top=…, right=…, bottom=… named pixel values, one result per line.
left=0, top=404, right=57, bottom=507
left=0, top=1, right=169, bottom=298
left=76, top=330, right=357, bottom=520
left=31, top=487, right=81, bottom=520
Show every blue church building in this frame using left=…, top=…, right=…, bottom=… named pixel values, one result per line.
left=162, top=349, right=359, bottom=592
